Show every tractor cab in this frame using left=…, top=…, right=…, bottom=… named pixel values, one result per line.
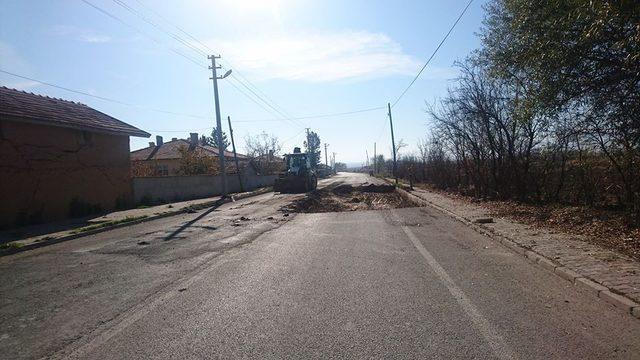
left=274, top=147, right=318, bottom=193
left=285, top=148, right=311, bottom=175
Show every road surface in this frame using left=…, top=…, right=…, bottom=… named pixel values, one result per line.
left=1, top=173, right=639, bottom=359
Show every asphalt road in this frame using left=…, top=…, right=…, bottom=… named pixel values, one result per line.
left=1, top=173, right=639, bottom=359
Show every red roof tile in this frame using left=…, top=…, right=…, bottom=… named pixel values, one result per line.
left=130, top=138, right=249, bottom=161
left=0, top=86, right=150, bottom=137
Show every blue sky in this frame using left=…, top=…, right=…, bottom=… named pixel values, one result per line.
left=0, top=0, right=487, bottom=165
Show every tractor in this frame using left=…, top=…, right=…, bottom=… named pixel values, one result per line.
left=273, top=147, right=318, bottom=193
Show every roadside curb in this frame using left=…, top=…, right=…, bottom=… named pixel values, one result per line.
left=0, top=187, right=273, bottom=257
left=391, top=183, right=640, bottom=320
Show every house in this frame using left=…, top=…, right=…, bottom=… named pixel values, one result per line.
left=130, top=133, right=250, bottom=177
left=0, top=86, right=150, bottom=228
left=129, top=133, right=280, bottom=203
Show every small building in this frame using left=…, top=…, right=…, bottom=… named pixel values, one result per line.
left=130, top=133, right=249, bottom=177
left=0, top=86, right=150, bottom=228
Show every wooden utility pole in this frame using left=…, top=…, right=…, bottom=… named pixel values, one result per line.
left=227, top=116, right=244, bottom=192
left=388, top=103, right=397, bottom=185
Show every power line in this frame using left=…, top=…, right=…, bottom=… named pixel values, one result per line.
left=84, top=0, right=386, bottom=131
left=151, top=127, right=212, bottom=133
left=113, top=0, right=300, bottom=127
left=81, top=0, right=206, bottom=69
left=1, top=69, right=129, bottom=105
left=233, top=106, right=385, bottom=123
left=223, top=62, right=296, bottom=121
left=224, top=77, right=285, bottom=123
left=132, top=0, right=215, bottom=55
left=0, top=69, right=383, bottom=126
left=111, top=0, right=208, bottom=57
left=391, top=0, right=474, bottom=108
left=0, top=69, right=208, bottom=119
left=84, top=0, right=297, bottom=126
left=281, top=128, right=307, bottom=145
left=228, top=73, right=303, bottom=128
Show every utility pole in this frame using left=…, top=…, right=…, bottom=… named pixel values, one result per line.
left=387, top=103, right=397, bottom=185
left=324, top=143, right=329, bottom=167
left=374, top=142, right=378, bottom=174
left=208, top=55, right=232, bottom=196
left=366, top=150, right=369, bottom=167
left=227, top=116, right=244, bottom=192
left=332, top=152, right=337, bottom=173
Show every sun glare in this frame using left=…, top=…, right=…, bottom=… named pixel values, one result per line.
left=230, top=0, right=284, bottom=12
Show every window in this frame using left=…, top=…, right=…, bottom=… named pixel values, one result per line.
left=154, top=165, right=169, bottom=176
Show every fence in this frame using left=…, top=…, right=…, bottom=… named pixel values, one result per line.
left=132, top=174, right=277, bottom=204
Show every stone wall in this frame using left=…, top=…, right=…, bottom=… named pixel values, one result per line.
left=132, top=173, right=277, bottom=204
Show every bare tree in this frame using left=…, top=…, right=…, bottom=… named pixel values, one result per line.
left=244, top=132, right=283, bottom=174
left=244, top=132, right=282, bottom=158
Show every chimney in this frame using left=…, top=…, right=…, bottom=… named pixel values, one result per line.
left=156, top=135, right=163, bottom=146
left=148, top=141, right=155, bottom=147
left=190, top=133, right=198, bottom=146
left=172, top=137, right=178, bottom=141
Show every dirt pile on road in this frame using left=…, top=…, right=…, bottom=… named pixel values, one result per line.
left=282, top=184, right=418, bottom=213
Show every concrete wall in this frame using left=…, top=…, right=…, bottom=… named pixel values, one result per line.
left=132, top=173, right=277, bottom=204
left=0, top=120, right=133, bottom=228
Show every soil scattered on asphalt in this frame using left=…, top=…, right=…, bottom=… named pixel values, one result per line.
left=282, top=184, right=418, bottom=213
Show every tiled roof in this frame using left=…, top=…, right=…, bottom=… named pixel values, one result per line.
left=130, top=138, right=249, bottom=161
left=0, top=86, right=150, bottom=137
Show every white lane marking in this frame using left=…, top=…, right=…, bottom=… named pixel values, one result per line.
left=395, top=213, right=516, bottom=360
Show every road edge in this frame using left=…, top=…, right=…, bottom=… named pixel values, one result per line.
left=392, top=183, right=640, bottom=320
left=0, top=188, right=273, bottom=257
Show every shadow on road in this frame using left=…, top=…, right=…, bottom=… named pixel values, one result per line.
left=163, top=205, right=219, bottom=242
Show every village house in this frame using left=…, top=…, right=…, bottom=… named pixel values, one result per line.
left=130, top=133, right=250, bottom=177
left=129, top=133, right=282, bottom=204
left=0, top=86, right=150, bottom=228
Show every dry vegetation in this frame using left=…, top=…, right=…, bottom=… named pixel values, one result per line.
left=418, top=183, right=640, bottom=260
left=372, top=1, right=640, bottom=259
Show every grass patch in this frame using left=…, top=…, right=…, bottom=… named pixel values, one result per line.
left=70, top=215, right=149, bottom=234
left=0, top=242, right=24, bottom=250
